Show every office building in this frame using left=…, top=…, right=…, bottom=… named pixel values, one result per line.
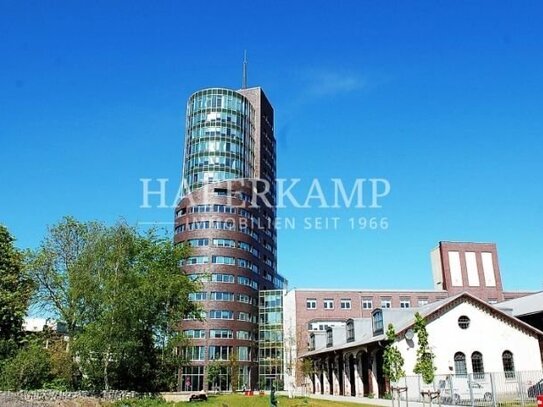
left=174, top=87, right=286, bottom=391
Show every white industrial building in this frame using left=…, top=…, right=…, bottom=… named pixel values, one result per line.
left=298, top=292, right=543, bottom=402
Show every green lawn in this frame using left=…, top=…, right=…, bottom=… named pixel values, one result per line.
left=111, top=394, right=373, bottom=407
left=192, top=395, right=368, bottom=406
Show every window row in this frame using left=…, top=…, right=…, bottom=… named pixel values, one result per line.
left=181, top=255, right=260, bottom=273
left=188, top=291, right=257, bottom=305
left=187, top=273, right=259, bottom=290
left=189, top=92, right=251, bottom=115
left=184, top=238, right=262, bottom=253
left=305, top=297, right=434, bottom=310
left=187, top=140, right=244, bottom=155
left=175, top=222, right=266, bottom=245
left=306, top=298, right=352, bottom=310
left=208, top=309, right=257, bottom=322
left=454, top=350, right=516, bottom=379
left=187, top=204, right=237, bottom=215
left=186, top=155, right=246, bottom=171
left=188, top=124, right=244, bottom=140
left=183, top=329, right=255, bottom=341
left=188, top=171, right=241, bottom=185
left=182, top=345, right=252, bottom=361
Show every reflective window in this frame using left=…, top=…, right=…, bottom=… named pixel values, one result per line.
left=454, top=352, right=467, bottom=376
left=184, top=329, right=206, bottom=339
left=208, top=345, right=233, bottom=360
left=238, top=346, right=250, bottom=361
left=502, top=351, right=515, bottom=379
left=209, top=329, right=233, bottom=339
left=471, top=351, right=485, bottom=379
left=340, top=299, right=352, bottom=309
left=188, top=292, right=207, bottom=301
left=362, top=299, right=373, bottom=309
left=372, top=310, right=384, bottom=335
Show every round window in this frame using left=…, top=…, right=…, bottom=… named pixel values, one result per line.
left=458, top=316, right=470, bottom=329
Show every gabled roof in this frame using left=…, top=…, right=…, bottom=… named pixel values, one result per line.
left=406, top=291, right=543, bottom=338
left=301, top=291, right=543, bottom=358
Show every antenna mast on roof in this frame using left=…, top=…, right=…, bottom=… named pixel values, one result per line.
left=242, top=50, right=248, bottom=89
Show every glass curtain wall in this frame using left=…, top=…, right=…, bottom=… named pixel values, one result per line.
left=258, top=290, right=284, bottom=390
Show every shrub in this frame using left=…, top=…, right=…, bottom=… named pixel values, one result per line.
left=1, top=342, right=52, bottom=390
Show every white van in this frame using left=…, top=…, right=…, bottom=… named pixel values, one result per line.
left=439, top=376, right=493, bottom=404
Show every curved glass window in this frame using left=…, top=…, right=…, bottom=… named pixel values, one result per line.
left=183, top=88, right=255, bottom=193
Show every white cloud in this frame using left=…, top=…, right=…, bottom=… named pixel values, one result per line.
left=306, top=71, right=367, bottom=97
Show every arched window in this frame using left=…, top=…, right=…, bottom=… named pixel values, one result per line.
left=454, top=352, right=467, bottom=376
left=326, top=327, right=334, bottom=347
left=372, top=310, right=384, bottom=335
left=502, top=351, right=515, bottom=379
left=471, top=351, right=485, bottom=379
left=346, top=320, right=355, bottom=342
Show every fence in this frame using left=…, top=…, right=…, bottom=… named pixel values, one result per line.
left=393, top=371, right=543, bottom=406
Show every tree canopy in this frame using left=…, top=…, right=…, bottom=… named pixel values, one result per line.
left=0, top=224, right=34, bottom=359
left=24, top=217, right=200, bottom=391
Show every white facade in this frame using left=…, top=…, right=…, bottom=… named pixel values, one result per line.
left=23, top=317, right=66, bottom=333
left=283, top=289, right=298, bottom=394
left=300, top=293, right=543, bottom=400
left=23, top=317, right=51, bottom=332
left=398, top=300, right=542, bottom=375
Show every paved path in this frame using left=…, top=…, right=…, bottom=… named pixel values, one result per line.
left=296, top=392, right=430, bottom=407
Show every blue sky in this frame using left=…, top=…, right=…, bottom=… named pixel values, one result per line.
left=1, top=1, right=542, bottom=291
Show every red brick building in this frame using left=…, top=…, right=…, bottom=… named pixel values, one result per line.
left=283, top=242, right=533, bottom=387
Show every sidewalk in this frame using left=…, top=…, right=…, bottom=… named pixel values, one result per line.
left=297, top=392, right=428, bottom=407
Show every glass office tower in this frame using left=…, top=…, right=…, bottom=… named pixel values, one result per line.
left=174, top=87, right=286, bottom=391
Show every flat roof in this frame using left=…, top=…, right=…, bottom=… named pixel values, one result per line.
left=498, top=291, right=543, bottom=317
left=289, top=288, right=447, bottom=293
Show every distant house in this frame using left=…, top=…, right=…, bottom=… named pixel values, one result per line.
left=23, top=317, right=67, bottom=334
left=300, top=292, right=543, bottom=399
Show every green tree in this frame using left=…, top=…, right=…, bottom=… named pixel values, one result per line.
left=46, top=339, right=76, bottom=390
left=0, top=224, right=34, bottom=361
left=71, top=222, right=199, bottom=391
left=383, top=324, right=405, bottom=384
left=1, top=341, right=52, bottom=390
left=413, top=312, right=436, bottom=384
left=26, top=218, right=200, bottom=391
left=229, top=353, right=239, bottom=392
left=300, top=358, right=314, bottom=381
left=206, top=361, right=222, bottom=391
left=26, top=217, right=102, bottom=336
left=154, top=333, right=190, bottom=391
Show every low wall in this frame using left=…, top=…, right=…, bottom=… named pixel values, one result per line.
left=0, top=390, right=140, bottom=402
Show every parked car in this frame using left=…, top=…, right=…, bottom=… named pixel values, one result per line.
left=439, top=377, right=493, bottom=404
left=527, top=378, right=543, bottom=398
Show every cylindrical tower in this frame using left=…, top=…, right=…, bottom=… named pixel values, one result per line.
left=182, top=88, right=256, bottom=193
left=174, top=87, right=285, bottom=392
